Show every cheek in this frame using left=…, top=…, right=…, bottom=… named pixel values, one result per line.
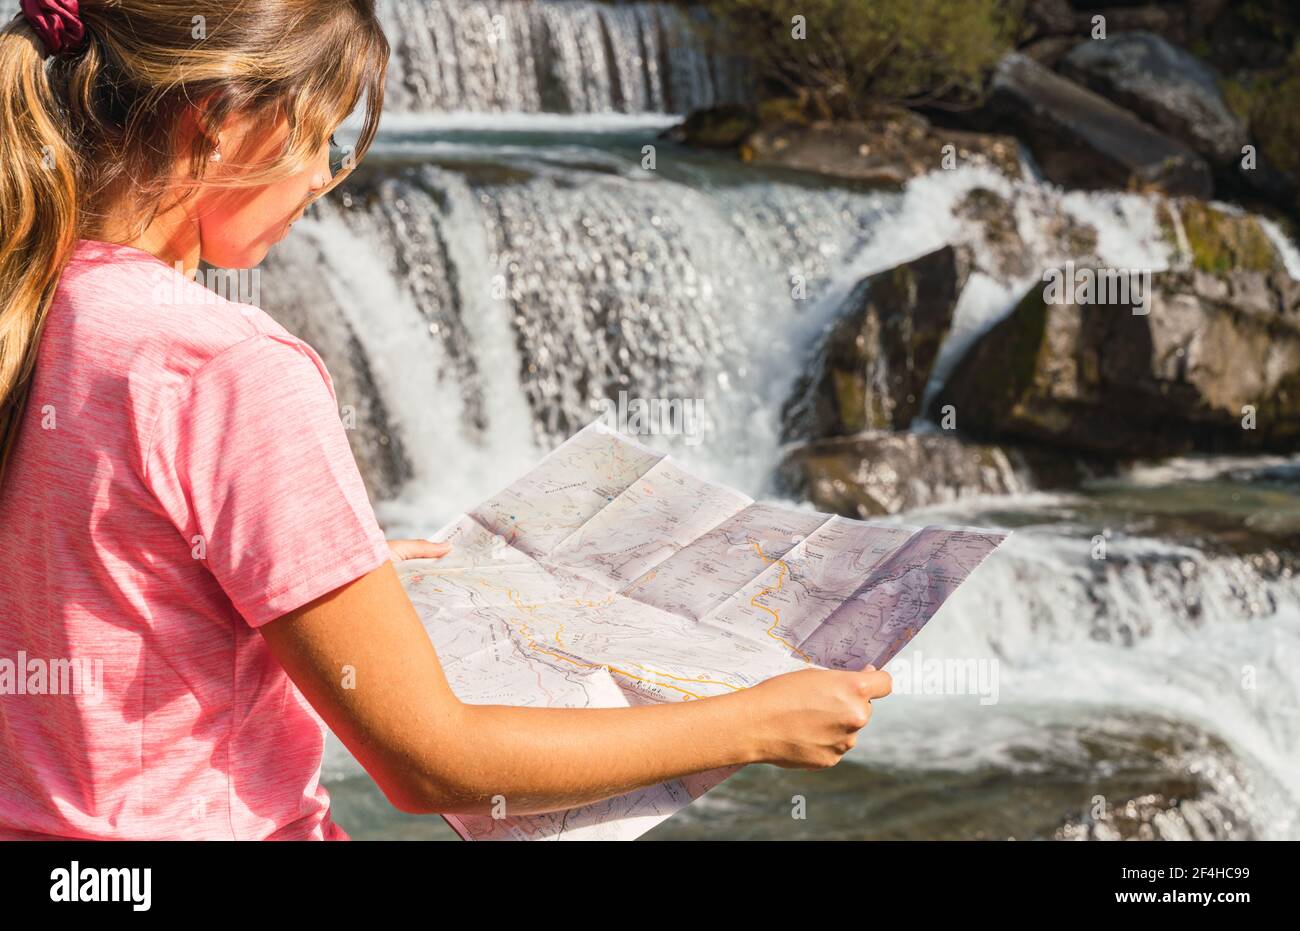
left=197, top=179, right=305, bottom=269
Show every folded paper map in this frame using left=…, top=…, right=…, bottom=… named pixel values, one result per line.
left=398, top=422, right=1008, bottom=840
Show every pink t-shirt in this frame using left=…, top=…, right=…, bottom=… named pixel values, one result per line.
left=0, top=239, right=392, bottom=840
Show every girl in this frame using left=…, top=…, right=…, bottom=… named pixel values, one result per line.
left=0, top=0, right=890, bottom=840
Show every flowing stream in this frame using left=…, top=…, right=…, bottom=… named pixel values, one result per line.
left=276, top=98, right=1300, bottom=839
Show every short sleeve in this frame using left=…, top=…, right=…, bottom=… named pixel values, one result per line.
left=143, top=333, right=392, bottom=627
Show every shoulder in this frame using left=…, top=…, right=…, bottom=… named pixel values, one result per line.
left=56, top=243, right=334, bottom=398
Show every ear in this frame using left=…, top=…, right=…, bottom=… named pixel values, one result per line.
left=179, top=90, right=227, bottom=163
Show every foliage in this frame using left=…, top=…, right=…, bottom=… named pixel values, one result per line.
left=695, top=0, right=1022, bottom=117
left=1222, top=42, right=1300, bottom=215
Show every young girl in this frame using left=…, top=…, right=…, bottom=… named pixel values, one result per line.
left=0, top=0, right=890, bottom=841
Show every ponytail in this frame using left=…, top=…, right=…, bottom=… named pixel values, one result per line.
left=0, top=16, right=78, bottom=486
left=0, top=1, right=389, bottom=490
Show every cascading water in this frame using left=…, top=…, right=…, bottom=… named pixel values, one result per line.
left=269, top=109, right=1300, bottom=838
left=376, top=0, right=749, bottom=114
left=0, top=0, right=747, bottom=114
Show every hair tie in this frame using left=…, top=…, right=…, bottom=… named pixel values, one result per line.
left=20, top=0, right=86, bottom=58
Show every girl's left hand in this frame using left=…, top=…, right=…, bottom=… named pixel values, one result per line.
left=387, top=539, right=453, bottom=561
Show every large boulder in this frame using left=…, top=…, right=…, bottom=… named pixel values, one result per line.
left=986, top=52, right=1213, bottom=197
left=783, top=245, right=971, bottom=442
left=930, top=266, right=1300, bottom=456
left=777, top=430, right=1099, bottom=518
left=1059, top=32, right=1248, bottom=168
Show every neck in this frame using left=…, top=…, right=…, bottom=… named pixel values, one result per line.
left=127, top=220, right=202, bottom=277
left=96, top=189, right=203, bottom=278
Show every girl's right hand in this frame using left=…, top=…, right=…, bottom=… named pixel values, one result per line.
left=746, top=666, right=892, bottom=769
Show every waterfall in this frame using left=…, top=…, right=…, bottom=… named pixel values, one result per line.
left=277, top=140, right=1300, bottom=837
left=375, top=0, right=749, bottom=114
left=283, top=153, right=1177, bottom=518
left=0, top=0, right=748, bottom=115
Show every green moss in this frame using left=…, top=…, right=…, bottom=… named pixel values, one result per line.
left=830, top=369, right=866, bottom=432
left=1158, top=199, right=1281, bottom=274
left=935, top=283, right=1047, bottom=433
left=1184, top=202, right=1279, bottom=273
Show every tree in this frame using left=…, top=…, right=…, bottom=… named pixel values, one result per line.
left=696, top=0, right=1022, bottom=118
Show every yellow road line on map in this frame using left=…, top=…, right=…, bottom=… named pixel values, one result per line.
left=474, top=575, right=716, bottom=700
left=627, top=663, right=744, bottom=693
left=749, top=541, right=813, bottom=662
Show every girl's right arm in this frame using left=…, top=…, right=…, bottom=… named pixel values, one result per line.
left=259, top=558, right=892, bottom=817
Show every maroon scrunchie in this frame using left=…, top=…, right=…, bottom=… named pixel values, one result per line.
left=20, top=0, right=86, bottom=57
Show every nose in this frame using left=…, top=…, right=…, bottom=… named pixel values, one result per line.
left=308, top=141, right=332, bottom=193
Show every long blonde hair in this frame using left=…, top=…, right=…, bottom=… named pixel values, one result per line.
left=0, top=0, right=389, bottom=485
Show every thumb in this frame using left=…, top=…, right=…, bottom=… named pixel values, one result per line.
left=858, top=665, right=892, bottom=699
left=388, top=539, right=453, bottom=561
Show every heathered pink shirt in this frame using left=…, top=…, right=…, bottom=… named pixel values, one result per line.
left=0, top=239, right=392, bottom=840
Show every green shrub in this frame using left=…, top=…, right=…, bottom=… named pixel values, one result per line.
left=696, top=0, right=1022, bottom=118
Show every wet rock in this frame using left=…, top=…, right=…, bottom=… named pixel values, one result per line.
left=777, top=430, right=1096, bottom=518
left=952, top=186, right=1100, bottom=281
left=931, top=265, right=1300, bottom=456
left=1157, top=198, right=1287, bottom=274
left=740, top=109, right=1021, bottom=185
left=670, top=104, right=1020, bottom=186
left=1060, top=32, right=1249, bottom=168
left=986, top=52, right=1213, bottom=197
left=783, top=246, right=971, bottom=441
left=663, top=103, right=761, bottom=149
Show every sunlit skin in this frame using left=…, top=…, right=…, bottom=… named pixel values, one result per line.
left=99, top=109, right=330, bottom=273
left=96, top=103, right=892, bottom=820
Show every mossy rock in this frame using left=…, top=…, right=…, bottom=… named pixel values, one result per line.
left=782, top=245, right=970, bottom=441
left=932, top=266, right=1300, bottom=456
left=1157, top=199, right=1283, bottom=274
left=931, top=284, right=1050, bottom=435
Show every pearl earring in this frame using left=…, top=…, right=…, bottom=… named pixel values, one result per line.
left=209, top=148, right=222, bottom=163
